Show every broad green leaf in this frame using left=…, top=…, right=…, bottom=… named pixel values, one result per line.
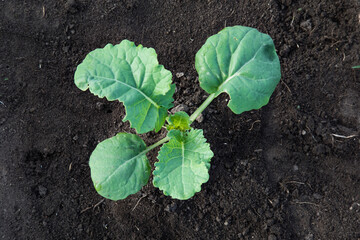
left=153, top=129, right=213, bottom=200
left=166, top=111, right=191, bottom=131
left=195, top=26, right=281, bottom=114
left=89, top=133, right=150, bottom=200
left=74, top=40, right=175, bottom=134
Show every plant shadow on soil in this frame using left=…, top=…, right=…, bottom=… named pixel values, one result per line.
left=1, top=0, right=359, bottom=239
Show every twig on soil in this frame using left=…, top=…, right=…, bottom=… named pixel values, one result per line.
left=42, top=5, right=46, bottom=18
left=291, top=201, right=320, bottom=207
left=279, top=182, right=289, bottom=195
left=284, top=180, right=305, bottom=185
left=284, top=179, right=314, bottom=191
left=132, top=194, right=147, bottom=212
left=309, top=26, right=317, bottom=36
left=306, top=126, right=318, bottom=142
left=80, top=199, right=105, bottom=214
left=93, top=199, right=105, bottom=208
left=281, top=80, right=292, bottom=93
left=290, top=14, right=295, bottom=27
left=330, top=40, right=347, bottom=48
left=248, top=120, right=261, bottom=131
left=80, top=206, right=92, bottom=214
left=283, top=182, right=308, bottom=194
left=331, top=133, right=357, bottom=139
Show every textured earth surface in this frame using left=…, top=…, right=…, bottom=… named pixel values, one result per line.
left=1, top=0, right=359, bottom=239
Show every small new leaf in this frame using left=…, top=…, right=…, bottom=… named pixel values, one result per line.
left=195, top=26, right=281, bottom=114
left=89, top=133, right=150, bottom=200
left=74, top=40, right=175, bottom=134
left=153, top=129, right=213, bottom=200
left=166, top=111, right=191, bottom=131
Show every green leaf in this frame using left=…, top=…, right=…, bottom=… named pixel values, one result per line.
left=153, top=129, right=213, bottom=200
left=166, top=111, right=191, bottom=131
left=74, top=40, right=175, bottom=134
left=195, top=26, right=281, bottom=114
left=89, top=133, right=150, bottom=200
left=352, top=65, right=360, bottom=69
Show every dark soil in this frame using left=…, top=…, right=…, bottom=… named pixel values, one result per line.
left=1, top=0, right=359, bottom=239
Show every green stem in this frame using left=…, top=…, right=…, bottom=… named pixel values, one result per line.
left=145, top=136, right=170, bottom=152
left=189, top=93, right=216, bottom=122
left=144, top=93, right=217, bottom=153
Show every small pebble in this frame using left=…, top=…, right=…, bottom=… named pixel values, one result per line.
left=270, top=224, right=281, bottom=235
left=280, top=44, right=290, bottom=56
left=96, top=102, right=105, bottom=110
left=313, top=193, right=322, bottom=200
left=268, top=234, right=277, bottom=240
left=175, top=72, right=184, bottom=78
left=38, top=185, right=47, bottom=196
left=293, top=165, right=299, bottom=171
left=266, top=219, right=275, bottom=226
left=265, top=211, right=273, bottom=218
left=77, top=224, right=83, bottom=233
left=300, top=19, right=312, bottom=31
left=62, top=46, right=70, bottom=53
left=196, top=113, right=204, bottom=123
left=164, top=203, right=177, bottom=212
left=305, top=233, right=314, bottom=240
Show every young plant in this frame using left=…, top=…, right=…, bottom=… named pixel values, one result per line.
left=74, top=26, right=281, bottom=200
